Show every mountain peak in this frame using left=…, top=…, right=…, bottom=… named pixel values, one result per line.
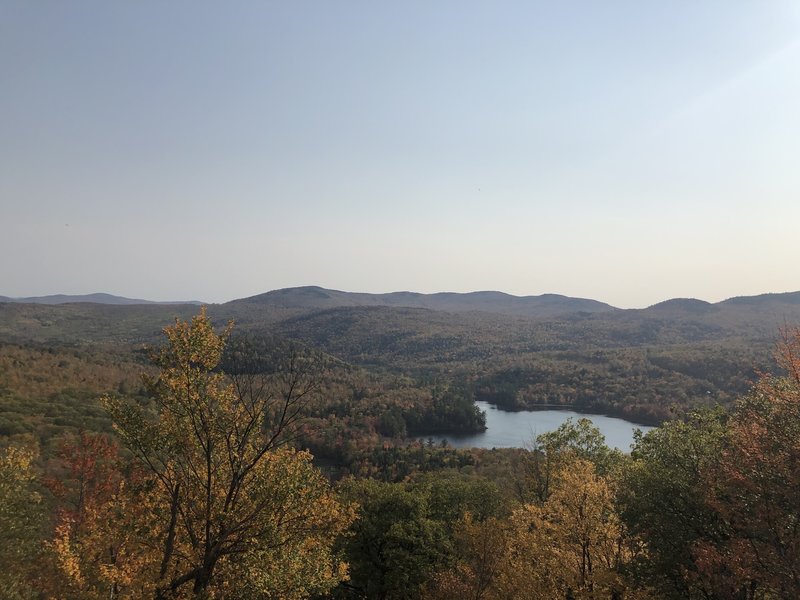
left=647, top=298, right=715, bottom=313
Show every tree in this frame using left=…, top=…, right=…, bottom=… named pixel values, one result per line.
left=45, top=432, right=132, bottom=599
left=516, top=417, right=622, bottom=504
left=46, top=431, right=122, bottom=525
left=94, top=308, right=353, bottom=598
left=335, top=478, right=452, bottom=599
left=0, top=445, right=42, bottom=599
left=498, top=459, right=635, bottom=600
left=423, top=515, right=508, bottom=600
left=619, top=408, right=727, bottom=599
left=48, top=465, right=155, bottom=599
left=695, top=326, right=800, bottom=597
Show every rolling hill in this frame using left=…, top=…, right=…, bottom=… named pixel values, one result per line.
left=229, top=286, right=618, bottom=318
left=3, top=286, right=800, bottom=426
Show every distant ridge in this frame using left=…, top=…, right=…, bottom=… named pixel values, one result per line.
left=4, top=288, right=799, bottom=316
left=719, top=291, right=800, bottom=306
left=640, top=291, right=800, bottom=314
left=645, top=298, right=716, bottom=314
left=0, top=293, right=203, bottom=306
left=228, top=286, right=618, bottom=318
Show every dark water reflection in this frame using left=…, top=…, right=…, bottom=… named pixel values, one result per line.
left=418, top=401, right=655, bottom=451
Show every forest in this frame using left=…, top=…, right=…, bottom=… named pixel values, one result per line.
left=1, top=296, right=799, bottom=598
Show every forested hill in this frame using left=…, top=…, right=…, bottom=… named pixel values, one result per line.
left=3, top=288, right=800, bottom=426
left=645, top=291, right=800, bottom=314
left=228, top=286, right=618, bottom=318
left=3, top=288, right=799, bottom=350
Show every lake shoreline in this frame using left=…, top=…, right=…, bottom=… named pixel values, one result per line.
left=477, top=401, right=663, bottom=428
left=411, top=401, right=655, bottom=450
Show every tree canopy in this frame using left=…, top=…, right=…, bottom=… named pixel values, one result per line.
left=51, top=309, right=356, bottom=598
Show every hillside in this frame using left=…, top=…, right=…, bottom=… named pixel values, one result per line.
left=2, top=287, right=800, bottom=428
left=0, top=302, right=200, bottom=345
left=4, top=287, right=799, bottom=353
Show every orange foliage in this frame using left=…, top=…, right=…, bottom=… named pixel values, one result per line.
left=695, top=326, right=800, bottom=597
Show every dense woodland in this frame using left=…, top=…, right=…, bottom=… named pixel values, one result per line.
left=1, top=291, right=800, bottom=598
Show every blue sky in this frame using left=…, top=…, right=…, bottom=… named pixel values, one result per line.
left=2, top=1, right=799, bottom=307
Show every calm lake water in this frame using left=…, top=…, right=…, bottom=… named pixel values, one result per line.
left=418, top=401, right=654, bottom=451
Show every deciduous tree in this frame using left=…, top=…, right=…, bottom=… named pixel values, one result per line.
left=90, top=309, right=354, bottom=598
left=335, top=478, right=452, bottom=599
left=0, top=445, right=42, bottom=599
left=499, top=459, right=633, bottom=599
left=695, top=327, right=800, bottom=597
left=619, top=408, right=727, bottom=599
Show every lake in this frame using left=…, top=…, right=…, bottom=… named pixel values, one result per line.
left=417, top=401, right=655, bottom=451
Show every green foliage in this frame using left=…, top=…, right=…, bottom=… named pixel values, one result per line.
left=0, top=446, right=42, bottom=599
left=473, top=344, right=761, bottom=425
left=412, top=472, right=505, bottom=524
left=377, top=407, right=407, bottom=438
left=2, top=293, right=795, bottom=437
left=618, top=408, right=728, bottom=598
left=336, top=479, right=452, bottom=599
left=504, top=417, right=624, bottom=505
left=336, top=475, right=505, bottom=599
left=535, top=416, right=624, bottom=474
left=5, top=298, right=800, bottom=598
left=341, top=444, right=478, bottom=482
left=403, top=385, right=486, bottom=435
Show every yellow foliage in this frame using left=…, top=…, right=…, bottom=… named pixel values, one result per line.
left=83, top=308, right=356, bottom=598
left=498, top=459, right=627, bottom=598
left=0, top=445, right=43, bottom=598
left=428, top=459, right=654, bottom=600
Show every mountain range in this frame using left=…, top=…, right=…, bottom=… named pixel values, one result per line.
left=3, top=285, right=800, bottom=425
left=5, top=286, right=798, bottom=320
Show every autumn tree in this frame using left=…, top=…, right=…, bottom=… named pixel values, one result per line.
left=515, top=417, right=623, bottom=504
left=497, top=459, right=636, bottom=599
left=48, top=467, right=156, bottom=598
left=423, top=514, right=508, bottom=600
left=47, top=431, right=121, bottom=523
left=426, top=458, right=648, bottom=600
left=44, top=432, right=132, bottom=598
left=695, top=326, right=800, bottom=597
left=90, top=308, right=354, bottom=598
left=0, top=445, right=42, bottom=599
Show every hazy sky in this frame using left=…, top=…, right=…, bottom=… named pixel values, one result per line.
left=2, top=2, right=799, bottom=307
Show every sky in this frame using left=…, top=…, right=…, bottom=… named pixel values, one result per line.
left=2, top=1, right=799, bottom=308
